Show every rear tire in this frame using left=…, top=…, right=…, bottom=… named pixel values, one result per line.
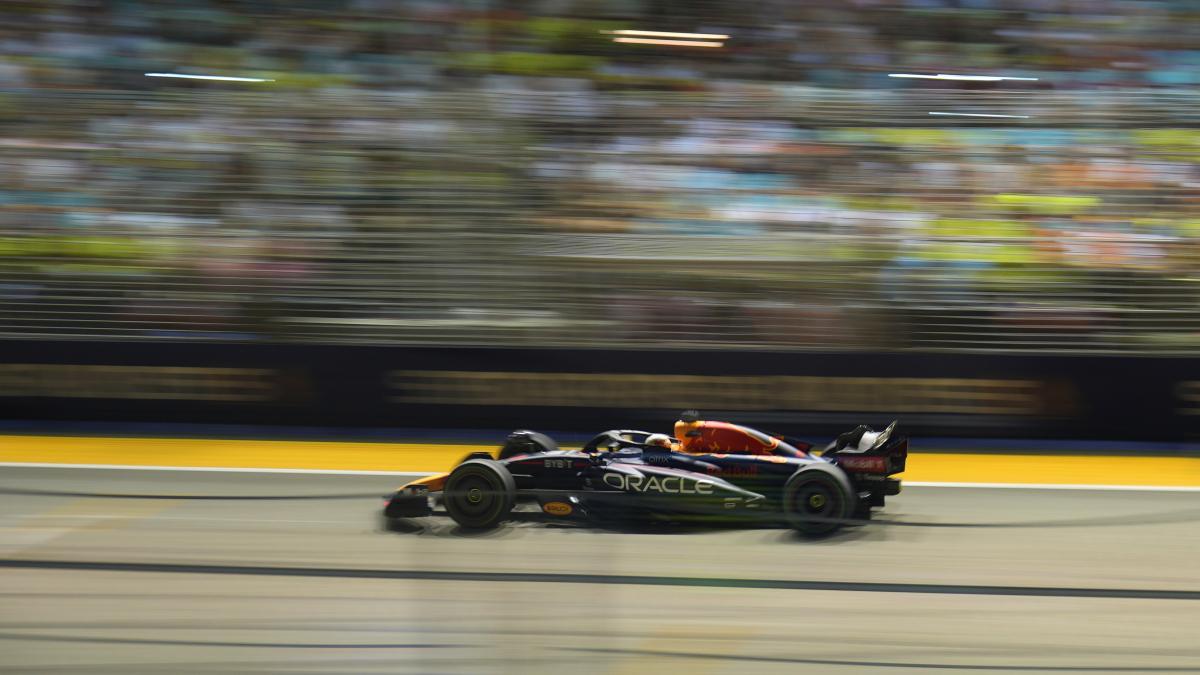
left=782, top=466, right=854, bottom=536
left=443, top=459, right=516, bottom=530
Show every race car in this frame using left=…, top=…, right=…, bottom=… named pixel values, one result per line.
left=384, top=417, right=907, bottom=535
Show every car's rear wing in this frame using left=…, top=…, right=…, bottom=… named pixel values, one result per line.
left=822, top=421, right=907, bottom=475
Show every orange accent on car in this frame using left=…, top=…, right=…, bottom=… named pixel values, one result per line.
left=675, top=420, right=780, bottom=455
left=543, top=501, right=573, bottom=516
left=400, top=473, right=448, bottom=492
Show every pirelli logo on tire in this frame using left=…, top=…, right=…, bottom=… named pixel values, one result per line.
left=387, top=370, right=1058, bottom=415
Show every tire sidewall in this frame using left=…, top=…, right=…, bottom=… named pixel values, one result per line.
left=782, top=466, right=854, bottom=535
left=444, top=459, right=516, bottom=529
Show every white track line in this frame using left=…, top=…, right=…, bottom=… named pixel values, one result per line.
left=2, top=514, right=358, bottom=525
left=906, top=481, right=1200, bottom=492
left=1, top=462, right=1198, bottom=492
left=0, top=462, right=423, bottom=476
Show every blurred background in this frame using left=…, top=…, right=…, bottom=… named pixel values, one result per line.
left=3, top=4, right=1200, bottom=674
left=2, top=0, right=1200, bottom=438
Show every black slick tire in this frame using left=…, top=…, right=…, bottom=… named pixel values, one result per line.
left=443, top=459, right=517, bottom=530
left=782, top=465, right=855, bottom=536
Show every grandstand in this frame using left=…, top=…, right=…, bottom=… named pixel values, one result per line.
left=1, top=0, right=1199, bottom=352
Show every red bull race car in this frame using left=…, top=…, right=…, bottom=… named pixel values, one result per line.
left=384, top=413, right=907, bottom=535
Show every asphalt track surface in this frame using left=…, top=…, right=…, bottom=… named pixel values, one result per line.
left=1, top=466, right=1198, bottom=674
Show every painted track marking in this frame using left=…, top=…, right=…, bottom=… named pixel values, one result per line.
left=0, top=434, right=1196, bottom=490
left=2, top=559, right=1198, bottom=600
left=2, top=462, right=1199, bottom=492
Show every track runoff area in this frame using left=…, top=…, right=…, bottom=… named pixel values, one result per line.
left=2, top=437, right=1199, bottom=673
left=0, top=434, right=1197, bottom=490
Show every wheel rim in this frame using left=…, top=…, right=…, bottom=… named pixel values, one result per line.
left=451, top=474, right=498, bottom=520
left=792, top=480, right=838, bottom=520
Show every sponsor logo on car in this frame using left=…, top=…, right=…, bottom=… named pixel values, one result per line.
left=602, top=472, right=715, bottom=494
left=716, top=465, right=759, bottom=477
left=542, top=501, right=573, bottom=516
left=836, top=455, right=887, bottom=472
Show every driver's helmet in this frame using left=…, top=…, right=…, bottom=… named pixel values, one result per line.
left=645, top=433, right=673, bottom=449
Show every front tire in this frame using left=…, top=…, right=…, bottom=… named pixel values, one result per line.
left=443, top=459, right=516, bottom=530
left=783, top=466, right=854, bottom=536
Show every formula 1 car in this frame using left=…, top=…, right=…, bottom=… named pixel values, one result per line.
left=384, top=420, right=907, bottom=535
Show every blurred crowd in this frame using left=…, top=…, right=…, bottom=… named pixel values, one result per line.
left=1, top=0, right=1200, bottom=351
left=3, top=0, right=1199, bottom=90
